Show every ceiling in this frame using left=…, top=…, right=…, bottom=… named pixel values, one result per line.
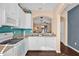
left=19, top=3, right=78, bottom=13
left=20, top=3, right=60, bottom=11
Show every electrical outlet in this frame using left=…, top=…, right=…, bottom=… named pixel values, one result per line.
left=75, top=42, right=77, bottom=46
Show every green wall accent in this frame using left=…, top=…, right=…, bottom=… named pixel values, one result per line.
left=13, top=29, right=24, bottom=36
left=0, top=26, right=32, bottom=36
left=24, top=29, right=32, bottom=35
left=0, top=26, right=13, bottom=33
left=0, top=26, right=24, bottom=36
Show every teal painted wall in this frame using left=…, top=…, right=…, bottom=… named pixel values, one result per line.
left=0, top=26, right=13, bottom=33
left=0, top=26, right=24, bottom=36
left=24, top=29, right=32, bottom=35
left=0, top=26, right=32, bottom=36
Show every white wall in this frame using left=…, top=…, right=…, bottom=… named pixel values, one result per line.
left=60, top=18, right=65, bottom=44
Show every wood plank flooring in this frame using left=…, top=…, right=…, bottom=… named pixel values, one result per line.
left=25, top=43, right=79, bottom=56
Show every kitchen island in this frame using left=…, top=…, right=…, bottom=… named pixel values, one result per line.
left=27, top=33, right=57, bottom=52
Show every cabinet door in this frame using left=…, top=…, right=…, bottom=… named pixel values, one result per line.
left=4, top=3, right=18, bottom=26
left=5, top=4, right=15, bottom=21
left=28, top=37, right=39, bottom=50
left=0, top=3, right=19, bottom=26
left=16, top=44, right=22, bottom=56
left=28, top=37, right=35, bottom=50
left=0, top=4, right=5, bottom=26
left=16, top=40, right=25, bottom=56
left=18, top=7, right=26, bottom=28
left=3, top=48, right=15, bottom=56
left=21, top=12, right=26, bottom=28
left=25, top=14, right=32, bottom=29
left=45, top=37, right=56, bottom=50
left=16, top=39, right=28, bottom=56
left=5, top=4, right=17, bottom=20
left=13, top=4, right=19, bottom=26
left=38, top=37, right=45, bottom=50
left=24, top=38, right=28, bottom=55
left=0, top=9, right=4, bottom=26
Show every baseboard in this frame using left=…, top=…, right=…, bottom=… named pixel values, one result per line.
left=61, top=41, right=67, bottom=46
left=68, top=45, right=79, bottom=53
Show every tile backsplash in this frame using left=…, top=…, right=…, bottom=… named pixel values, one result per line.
left=0, top=26, right=32, bottom=37
left=0, top=26, right=13, bottom=33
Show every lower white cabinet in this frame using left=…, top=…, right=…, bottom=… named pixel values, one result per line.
left=1, top=36, right=56, bottom=56
left=2, top=38, right=28, bottom=56
left=24, top=38, right=28, bottom=54
left=28, top=37, right=39, bottom=50
left=16, top=40, right=24, bottom=56
left=45, top=37, right=56, bottom=50
left=28, top=36, right=56, bottom=50
left=16, top=38, right=28, bottom=56
left=3, top=47, right=16, bottom=56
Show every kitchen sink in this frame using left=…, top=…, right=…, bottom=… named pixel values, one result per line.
left=0, top=38, right=23, bottom=44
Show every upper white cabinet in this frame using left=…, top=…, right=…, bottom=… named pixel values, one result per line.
left=18, top=7, right=26, bottom=28
left=0, top=3, right=19, bottom=26
left=0, top=8, right=4, bottom=27
left=18, top=11, right=32, bottom=29
left=4, top=3, right=19, bottom=26
left=24, top=13, right=32, bottom=29
left=0, top=4, right=5, bottom=26
left=19, top=12, right=32, bottom=29
left=0, top=3, right=32, bottom=28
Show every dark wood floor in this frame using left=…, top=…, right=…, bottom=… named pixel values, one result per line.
left=25, top=43, right=79, bottom=56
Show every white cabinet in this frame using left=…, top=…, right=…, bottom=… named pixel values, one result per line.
left=19, top=13, right=32, bottom=29
left=0, top=3, right=19, bottom=26
left=0, top=9, right=4, bottom=27
left=3, top=38, right=28, bottom=56
left=18, top=8, right=26, bottom=28
left=16, top=39, right=25, bottom=56
left=45, top=37, right=56, bottom=50
left=23, top=38, right=28, bottom=55
left=4, top=3, right=19, bottom=26
left=24, top=14, right=32, bottom=29
left=18, top=5, right=27, bottom=28
left=0, top=4, right=32, bottom=28
left=28, top=37, right=44, bottom=50
left=3, top=47, right=15, bottom=56
left=28, top=36, right=56, bottom=50
left=28, top=37, right=38, bottom=50
left=0, top=4, right=5, bottom=26
left=16, top=38, right=28, bottom=56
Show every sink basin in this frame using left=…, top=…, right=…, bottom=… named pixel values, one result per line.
left=0, top=38, right=23, bottom=44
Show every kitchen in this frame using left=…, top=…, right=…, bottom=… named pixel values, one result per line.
left=0, top=3, right=79, bottom=56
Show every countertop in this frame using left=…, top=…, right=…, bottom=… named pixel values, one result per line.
left=0, top=45, right=13, bottom=54
left=0, top=34, right=56, bottom=54
left=0, top=38, right=24, bottom=54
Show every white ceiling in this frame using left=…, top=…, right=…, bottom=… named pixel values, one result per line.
left=20, top=3, right=60, bottom=11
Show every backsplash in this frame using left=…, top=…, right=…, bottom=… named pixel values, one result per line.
left=24, top=29, right=32, bottom=35
left=0, top=26, right=13, bottom=33
left=0, top=26, right=24, bottom=37
left=0, top=26, right=32, bottom=37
